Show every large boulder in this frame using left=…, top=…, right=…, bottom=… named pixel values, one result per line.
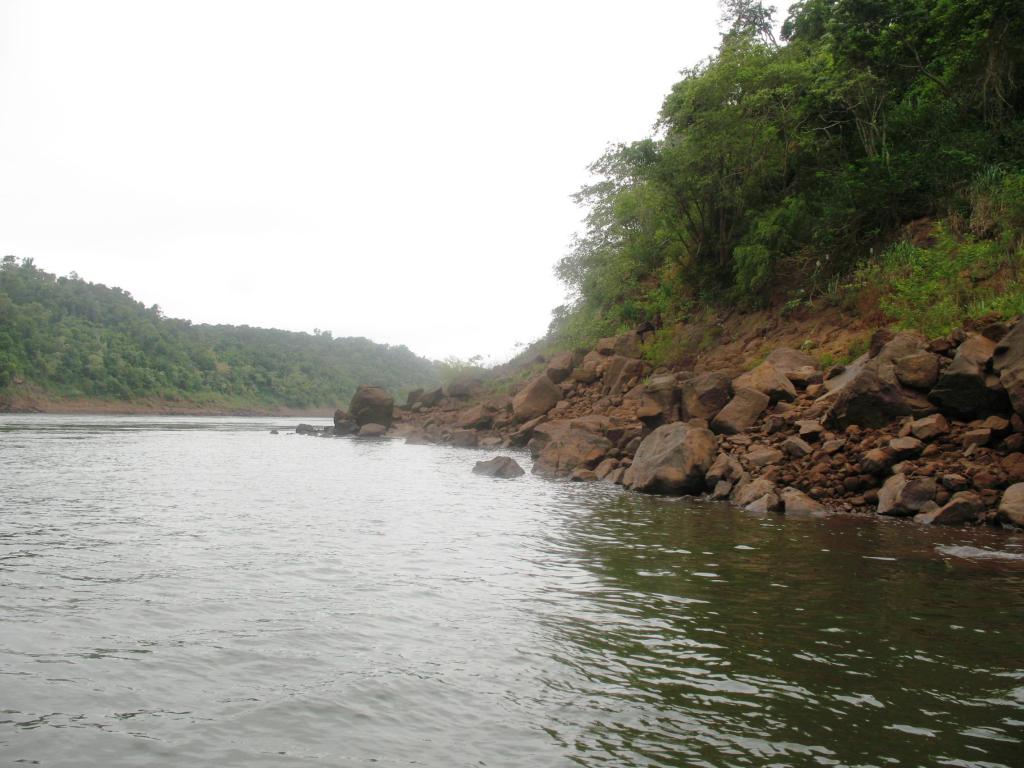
left=512, top=374, right=562, bottom=422
left=733, top=361, right=796, bottom=403
left=349, top=385, right=395, bottom=427
left=997, top=483, right=1024, bottom=527
left=457, top=403, right=495, bottom=430
left=545, top=351, right=577, bottom=384
left=602, top=356, right=647, bottom=396
left=419, top=387, right=445, bottom=408
left=825, top=361, right=933, bottom=430
left=711, top=388, right=770, bottom=434
left=929, top=334, right=1009, bottom=418
left=445, top=374, right=485, bottom=399
left=925, top=491, right=985, bottom=525
left=623, top=423, right=717, bottom=495
left=641, top=374, right=681, bottom=424
left=993, top=322, right=1024, bottom=417
left=877, top=473, right=936, bottom=516
left=529, top=419, right=613, bottom=477
left=595, top=331, right=643, bottom=358
left=473, top=456, right=525, bottom=478
left=679, top=373, right=732, bottom=422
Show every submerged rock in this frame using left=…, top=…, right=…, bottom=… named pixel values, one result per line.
left=472, top=456, right=525, bottom=478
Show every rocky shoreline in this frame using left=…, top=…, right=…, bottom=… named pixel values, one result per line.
left=298, top=320, right=1024, bottom=531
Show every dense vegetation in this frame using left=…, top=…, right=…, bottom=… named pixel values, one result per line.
left=0, top=257, right=440, bottom=409
left=554, top=0, right=1024, bottom=348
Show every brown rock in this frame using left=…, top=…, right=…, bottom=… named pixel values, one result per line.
left=961, top=428, right=992, bottom=448
left=1000, top=453, right=1024, bottom=484
left=909, top=413, right=949, bottom=441
left=782, top=436, right=813, bottom=458
left=679, top=373, right=732, bottom=422
left=780, top=487, right=829, bottom=517
left=449, top=429, right=479, bottom=448
left=349, top=385, right=395, bottom=428
left=357, top=422, right=388, bottom=437
left=861, top=448, right=895, bottom=475
left=711, top=388, right=770, bottom=435
left=746, top=446, right=785, bottom=467
left=877, top=473, right=936, bottom=516
left=706, top=452, right=743, bottom=485
left=545, top=351, right=577, bottom=384
left=623, top=423, right=717, bottom=495
left=888, top=436, right=924, bottom=460
left=928, top=491, right=985, bottom=525
left=930, top=334, right=1009, bottom=418
left=997, top=483, right=1024, bottom=527
left=745, top=492, right=781, bottom=514
left=894, top=352, right=941, bottom=391
left=733, top=361, right=797, bottom=403
left=732, top=477, right=777, bottom=507
left=529, top=419, right=613, bottom=477
left=472, top=456, right=525, bottom=478
left=570, top=468, right=599, bottom=482
left=512, top=374, right=562, bottom=422
left=458, top=404, right=495, bottom=430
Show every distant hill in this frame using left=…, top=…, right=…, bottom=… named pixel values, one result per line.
left=0, top=256, right=441, bottom=411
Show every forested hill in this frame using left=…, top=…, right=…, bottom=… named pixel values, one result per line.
left=0, top=257, right=441, bottom=410
left=554, top=0, right=1024, bottom=353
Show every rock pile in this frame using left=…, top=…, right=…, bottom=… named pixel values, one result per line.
left=297, top=323, right=1024, bottom=530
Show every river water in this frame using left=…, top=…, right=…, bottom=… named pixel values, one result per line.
left=1, top=415, right=1022, bottom=767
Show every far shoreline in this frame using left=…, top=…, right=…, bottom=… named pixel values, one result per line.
left=0, top=395, right=332, bottom=419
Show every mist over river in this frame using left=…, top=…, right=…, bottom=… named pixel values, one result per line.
left=1, top=415, right=1022, bottom=767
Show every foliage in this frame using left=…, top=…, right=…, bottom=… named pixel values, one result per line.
left=553, top=0, right=1024, bottom=341
left=0, top=257, right=440, bottom=408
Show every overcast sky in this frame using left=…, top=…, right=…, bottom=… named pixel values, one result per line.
left=0, top=0, right=723, bottom=362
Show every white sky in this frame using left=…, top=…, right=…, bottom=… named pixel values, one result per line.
left=0, top=0, right=722, bottom=362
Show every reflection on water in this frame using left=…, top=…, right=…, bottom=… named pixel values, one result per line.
left=1, top=414, right=1022, bottom=767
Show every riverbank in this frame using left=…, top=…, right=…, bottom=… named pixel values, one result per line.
left=305, top=312, right=1024, bottom=531
left=0, top=388, right=328, bottom=418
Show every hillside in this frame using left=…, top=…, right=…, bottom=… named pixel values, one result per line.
left=0, top=257, right=440, bottom=412
left=552, top=0, right=1024, bottom=352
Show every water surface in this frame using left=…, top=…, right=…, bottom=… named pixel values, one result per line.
left=2, top=415, right=1022, bottom=767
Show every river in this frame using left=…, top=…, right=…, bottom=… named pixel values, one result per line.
left=1, top=415, right=1022, bottom=767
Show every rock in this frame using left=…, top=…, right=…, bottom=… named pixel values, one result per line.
left=334, top=418, right=356, bottom=436
left=457, top=404, right=494, bottom=430
left=595, top=331, right=643, bottom=358
left=405, top=429, right=433, bottom=445
left=747, top=446, right=784, bottom=467
left=787, top=366, right=824, bottom=388
left=594, top=458, right=620, bottom=480
left=877, top=473, right=936, bottom=516
left=888, top=436, right=924, bottom=460
left=641, top=374, right=681, bottom=424
left=270, top=429, right=279, bottom=435
left=929, top=334, right=1009, bottom=418
left=512, top=374, right=562, bottom=422
left=357, top=423, right=388, bottom=437
left=602, top=356, right=647, bottom=396
left=765, top=347, right=818, bottom=376
left=928, top=491, right=986, bottom=525
left=419, top=387, right=445, bottom=408
left=530, top=420, right=613, bottom=477
left=706, top=453, right=743, bottom=485
left=780, top=487, right=828, bottom=517
left=997, top=483, right=1024, bottom=527
left=1001, top=453, right=1024, bottom=484
left=545, top=351, right=577, bottom=384
left=711, top=480, right=734, bottom=500
left=961, top=428, right=992, bottom=448
left=473, top=456, right=525, bottom=478
left=745, top=492, right=781, bottom=514
left=711, top=388, right=770, bottom=435
left=782, top=436, right=813, bottom=458
left=993, top=320, right=1024, bottom=417
left=570, top=468, right=599, bottom=482
left=821, top=439, right=846, bottom=454
left=679, top=373, right=732, bottom=422
left=861, top=448, right=895, bottom=475
left=445, top=374, right=484, bottom=399
left=296, top=423, right=317, bottom=435
left=796, top=420, right=825, bottom=442
left=733, top=361, right=797, bottom=403
left=349, top=385, right=395, bottom=428
left=449, top=429, right=479, bottom=448
left=894, top=352, right=941, bottom=391
left=405, top=389, right=424, bottom=408
left=623, top=423, right=717, bottom=495
left=910, top=413, right=949, bottom=441
left=825, top=361, right=933, bottom=429
left=607, top=467, right=627, bottom=485
left=732, top=477, right=776, bottom=508
left=980, top=415, right=1011, bottom=436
